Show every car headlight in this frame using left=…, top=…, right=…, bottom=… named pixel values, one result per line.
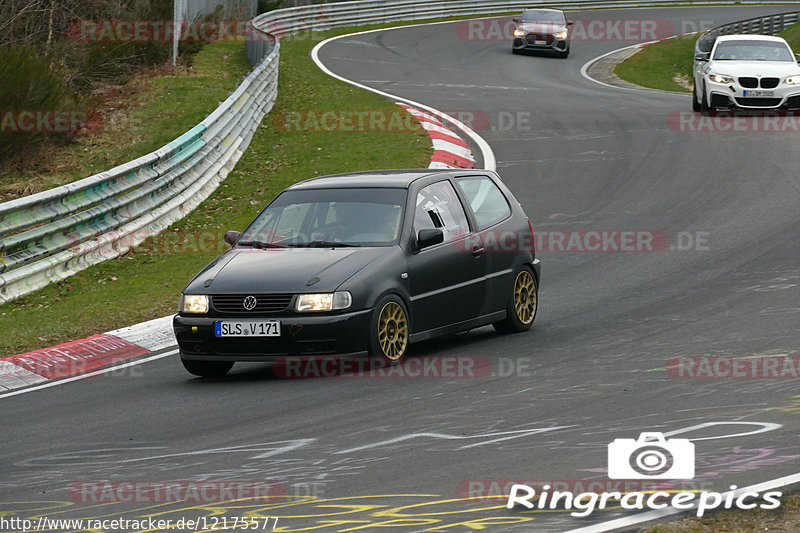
left=555, top=31, right=568, bottom=39
left=709, top=73, right=732, bottom=84
left=295, top=291, right=352, bottom=312
left=513, top=29, right=525, bottom=37
left=785, top=75, right=800, bottom=85
left=180, top=294, right=209, bottom=314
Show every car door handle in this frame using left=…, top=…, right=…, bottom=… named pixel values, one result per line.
left=472, top=246, right=485, bottom=256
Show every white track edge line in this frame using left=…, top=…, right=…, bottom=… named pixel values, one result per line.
left=0, top=349, right=178, bottom=400
left=580, top=34, right=699, bottom=95
left=310, top=24, right=495, bottom=171
left=318, top=15, right=800, bottom=533
left=562, top=471, right=800, bottom=533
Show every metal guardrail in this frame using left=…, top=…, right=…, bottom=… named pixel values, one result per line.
left=245, top=0, right=800, bottom=64
left=696, top=10, right=800, bottom=54
left=2, top=0, right=799, bottom=304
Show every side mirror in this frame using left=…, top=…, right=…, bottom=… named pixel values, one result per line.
left=567, top=20, right=574, bottom=26
left=796, top=53, right=800, bottom=63
left=512, top=16, right=519, bottom=23
left=694, top=52, right=710, bottom=62
left=417, top=228, right=444, bottom=249
left=224, top=230, right=241, bottom=247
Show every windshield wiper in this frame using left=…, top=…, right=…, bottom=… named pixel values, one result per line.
left=237, top=240, right=285, bottom=249
left=288, top=240, right=360, bottom=248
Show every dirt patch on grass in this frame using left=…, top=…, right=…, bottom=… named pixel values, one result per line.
left=672, top=73, right=693, bottom=91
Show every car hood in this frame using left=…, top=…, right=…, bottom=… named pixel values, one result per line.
left=186, top=247, right=387, bottom=294
left=707, top=60, right=800, bottom=78
left=518, top=22, right=566, bottom=33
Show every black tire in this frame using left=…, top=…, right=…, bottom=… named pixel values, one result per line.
left=368, top=295, right=410, bottom=363
left=181, top=358, right=233, bottom=377
left=512, top=48, right=521, bottom=55
left=560, top=48, right=570, bottom=58
left=692, top=84, right=701, bottom=112
left=493, top=265, right=538, bottom=334
left=701, top=82, right=709, bottom=112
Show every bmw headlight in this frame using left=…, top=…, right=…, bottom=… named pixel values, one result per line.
left=295, top=291, right=352, bottom=312
left=555, top=30, right=568, bottom=39
left=513, top=29, right=525, bottom=37
left=180, top=294, right=209, bottom=314
left=709, top=73, right=732, bottom=84
left=785, top=75, right=800, bottom=85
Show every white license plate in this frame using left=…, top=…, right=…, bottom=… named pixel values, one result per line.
left=534, top=40, right=546, bottom=45
left=743, top=90, right=774, bottom=97
left=215, top=320, right=281, bottom=337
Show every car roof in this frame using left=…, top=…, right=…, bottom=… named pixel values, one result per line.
left=287, top=169, right=489, bottom=190
left=522, top=8, right=564, bottom=14
left=716, top=35, right=788, bottom=43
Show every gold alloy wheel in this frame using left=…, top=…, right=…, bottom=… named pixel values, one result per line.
left=513, top=270, right=537, bottom=325
left=377, top=301, right=408, bottom=360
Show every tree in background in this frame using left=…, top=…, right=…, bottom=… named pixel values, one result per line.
left=0, top=0, right=229, bottom=159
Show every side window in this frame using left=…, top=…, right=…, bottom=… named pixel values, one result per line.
left=455, top=176, right=511, bottom=230
left=414, top=181, right=469, bottom=243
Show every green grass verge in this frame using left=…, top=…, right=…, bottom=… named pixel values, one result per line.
left=0, top=42, right=252, bottom=201
left=615, top=20, right=800, bottom=92
left=781, top=17, right=800, bottom=45
left=0, top=27, right=433, bottom=357
left=614, top=34, right=699, bottom=92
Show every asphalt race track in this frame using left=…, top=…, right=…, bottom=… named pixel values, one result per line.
left=2, top=6, right=800, bottom=533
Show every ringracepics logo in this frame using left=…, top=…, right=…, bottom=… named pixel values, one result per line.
left=608, top=432, right=694, bottom=479
left=507, top=431, right=782, bottom=517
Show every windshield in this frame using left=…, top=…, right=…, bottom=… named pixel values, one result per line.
left=239, top=187, right=406, bottom=247
left=712, top=40, right=794, bottom=61
left=521, top=10, right=565, bottom=24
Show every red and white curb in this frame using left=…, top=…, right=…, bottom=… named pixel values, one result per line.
left=398, top=103, right=475, bottom=169
left=1, top=29, right=481, bottom=395
left=0, top=315, right=175, bottom=392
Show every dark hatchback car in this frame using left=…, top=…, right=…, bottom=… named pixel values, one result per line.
left=173, top=169, right=540, bottom=377
left=512, top=8, right=572, bottom=58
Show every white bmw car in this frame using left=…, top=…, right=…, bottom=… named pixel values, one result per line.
left=693, top=35, right=800, bottom=111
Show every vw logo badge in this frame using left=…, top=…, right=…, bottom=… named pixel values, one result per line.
left=242, top=296, right=258, bottom=311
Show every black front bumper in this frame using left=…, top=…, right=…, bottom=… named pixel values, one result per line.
left=174, top=308, right=372, bottom=361
left=513, top=37, right=568, bottom=53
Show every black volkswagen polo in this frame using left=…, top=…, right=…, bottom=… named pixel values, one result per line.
left=173, top=169, right=540, bottom=377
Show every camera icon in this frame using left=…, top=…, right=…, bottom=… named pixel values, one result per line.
left=608, top=432, right=695, bottom=479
